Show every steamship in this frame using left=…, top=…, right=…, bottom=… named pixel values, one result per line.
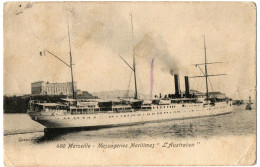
left=27, top=15, right=233, bottom=133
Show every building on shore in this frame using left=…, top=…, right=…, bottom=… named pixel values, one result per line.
left=31, top=81, right=77, bottom=95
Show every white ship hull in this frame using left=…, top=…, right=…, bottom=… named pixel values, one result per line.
left=28, top=101, right=233, bottom=129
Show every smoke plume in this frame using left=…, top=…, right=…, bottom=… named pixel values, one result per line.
left=134, top=34, right=181, bottom=75
left=68, top=7, right=183, bottom=75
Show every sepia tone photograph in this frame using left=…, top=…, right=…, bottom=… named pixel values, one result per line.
left=3, top=1, right=256, bottom=166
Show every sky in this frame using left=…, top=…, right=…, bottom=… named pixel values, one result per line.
left=3, top=2, right=256, bottom=100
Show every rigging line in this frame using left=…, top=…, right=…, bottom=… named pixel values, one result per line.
left=199, top=78, right=204, bottom=91
left=197, top=65, right=205, bottom=76
left=197, top=65, right=214, bottom=92
left=43, top=50, right=71, bottom=68
left=118, top=55, right=134, bottom=71
left=208, top=78, right=214, bottom=92
left=196, top=75, right=200, bottom=91
left=127, top=70, right=133, bottom=97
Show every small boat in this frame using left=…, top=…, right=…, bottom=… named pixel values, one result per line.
left=245, top=96, right=252, bottom=110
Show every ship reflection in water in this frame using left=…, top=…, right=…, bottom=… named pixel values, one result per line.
left=35, top=115, right=224, bottom=142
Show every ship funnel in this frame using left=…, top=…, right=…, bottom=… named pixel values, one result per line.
left=185, top=76, right=190, bottom=97
left=174, top=74, right=180, bottom=97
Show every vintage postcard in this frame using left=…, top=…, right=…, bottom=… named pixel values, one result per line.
left=3, top=1, right=256, bottom=166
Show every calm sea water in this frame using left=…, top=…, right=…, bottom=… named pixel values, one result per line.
left=4, top=104, right=256, bottom=144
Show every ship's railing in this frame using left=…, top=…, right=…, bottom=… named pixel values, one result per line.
left=69, top=107, right=100, bottom=115
left=66, top=106, right=136, bottom=115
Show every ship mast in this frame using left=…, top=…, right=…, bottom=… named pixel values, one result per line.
left=67, top=17, right=75, bottom=99
left=131, top=13, right=138, bottom=99
left=190, top=36, right=227, bottom=102
left=117, top=13, right=138, bottom=99
left=204, top=36, right=209, bottom=101
left=40, top=17, right=76, bottom=99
